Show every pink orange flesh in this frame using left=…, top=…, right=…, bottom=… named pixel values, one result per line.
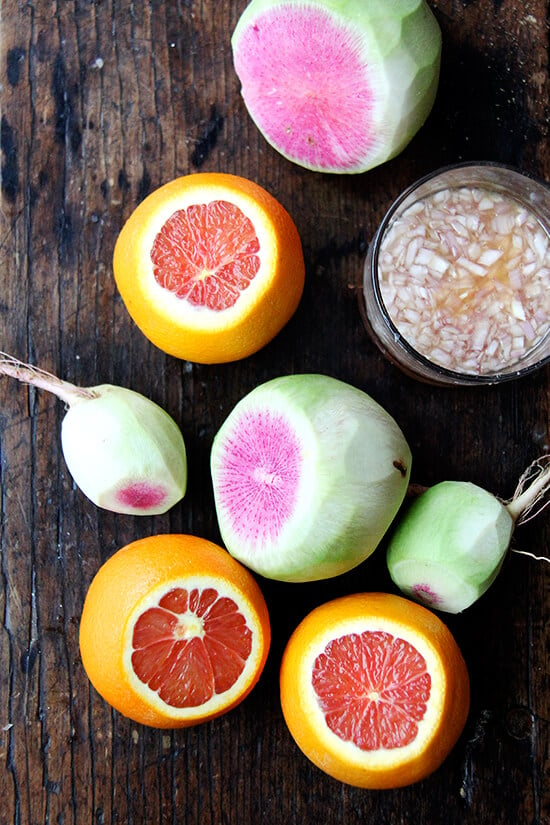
left=234, top=7, right=375, bottom=170
left=131, top=586, right=252, bottom=707
left=150, top=200, right=261, bottom=310
left=313, top=630, right=431, bottom=749
left=214, top=407, right=302, bottom=545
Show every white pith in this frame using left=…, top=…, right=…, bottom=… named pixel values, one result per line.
left=122, top=575, right=264, bottom=721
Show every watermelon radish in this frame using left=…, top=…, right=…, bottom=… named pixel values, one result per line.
left=210, top=374, right=411, bottom=582
left=0, top=352, right=187, bottom=516
left=231, top=0, right=442, bottom=174
left=386, top=456, right=550, bottom=613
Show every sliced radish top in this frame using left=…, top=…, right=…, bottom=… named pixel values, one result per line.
left=232, top=0, right=442, bottom=173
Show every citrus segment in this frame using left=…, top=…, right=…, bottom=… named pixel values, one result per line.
left=151, top=200, right=261, bottom=309
left=79, top=534, right=270, bottom=728
left=313, top=630, right=431, bottom=750
left=113, top=173, right=305, bottom=363
left=130, top=585, right=252, bottom=707
left=280, top=592, right=469, bottom=788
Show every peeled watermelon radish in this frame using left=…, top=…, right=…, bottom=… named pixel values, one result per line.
left=210, top=374, right=412, bottom=582
left=231, top=0, right=442, bottom=174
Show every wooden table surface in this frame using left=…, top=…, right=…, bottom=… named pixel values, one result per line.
left=1, top=1, right=549, bottom=823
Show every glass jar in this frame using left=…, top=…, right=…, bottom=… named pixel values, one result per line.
left=361, top=162, right=550, bottom=386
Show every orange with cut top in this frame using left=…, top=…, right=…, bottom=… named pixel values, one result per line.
left=280, top=592, right=470, bottom=788
left=79, top=534, right=271, bottom=728
left=113, top=173, right=305, bottom=364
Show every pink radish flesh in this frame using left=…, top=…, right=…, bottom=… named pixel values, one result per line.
left=233, top=6, right=376, bottom=171
left=115, top=482, right=168, bottom=510
left=214, top=408, right=302, bottom=547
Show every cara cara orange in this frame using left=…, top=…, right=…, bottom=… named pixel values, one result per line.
left=113, top=172, right=305, bottom=364
left=280, top=592, right=470, bottom=788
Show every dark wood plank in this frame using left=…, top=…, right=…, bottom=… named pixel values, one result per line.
left=1, top=0, right=549, bottom=823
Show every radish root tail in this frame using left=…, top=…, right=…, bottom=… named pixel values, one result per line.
left=0, top=351, right=97, bottom=406
left=510, top=548, right=550, bottom=563
left=505, top=454, right=550, bottom=525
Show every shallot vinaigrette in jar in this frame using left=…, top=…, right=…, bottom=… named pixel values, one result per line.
left=362, top=163, right=550, bottom=386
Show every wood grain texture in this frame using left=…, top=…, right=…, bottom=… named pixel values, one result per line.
left=1, top=0, right=549, bottom=823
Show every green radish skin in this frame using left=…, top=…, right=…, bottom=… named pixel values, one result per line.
left=387, top=482, right=515, bottom=614
left=387, top=458, right=550, bottom=614
left=211, top=374, right=412, bottom=582
left=231, top=0, right=442, bottom=174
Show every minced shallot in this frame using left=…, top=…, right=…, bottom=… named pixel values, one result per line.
left=378, top=186, right=550, bottom=375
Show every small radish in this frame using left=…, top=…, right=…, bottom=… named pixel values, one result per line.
left=386, top=456, right=550, bottom=613
left=0, top=352, right=187, bottom=516
left=231, top=0, right=442, bottom=174
left=210, top=373, right=411, bottom=582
